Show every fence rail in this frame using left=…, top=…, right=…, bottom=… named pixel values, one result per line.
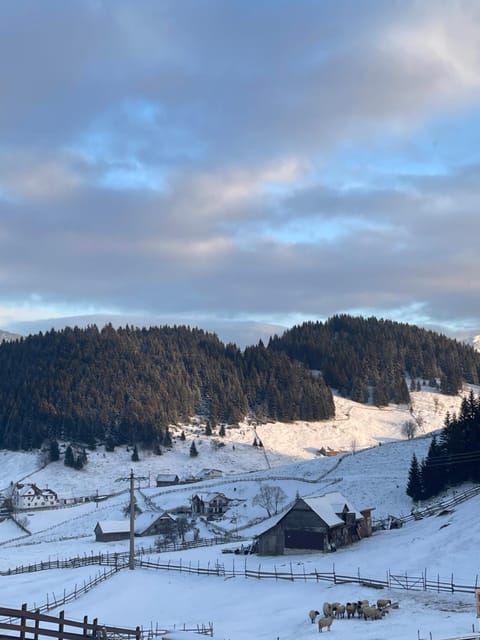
left=135, top=558, right=480, bottom=596
left=374, top=484, right=480, bottom=530
left=0, top=604, right=141, bottom=640
left=1, top=536, right=239, bottom=577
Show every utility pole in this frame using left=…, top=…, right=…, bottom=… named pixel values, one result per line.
left=116, top=469, right=148, bottom=570
left=129, top=469, right=135, bottom=570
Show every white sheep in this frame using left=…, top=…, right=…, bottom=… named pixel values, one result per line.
left=363, top=605, right=384, bottom=621
left=345, top=602, right=357, bottom=619
left=318, top=616, right=334, bottom=632
left=308, top=610, right=320, bottom=624
left=377, top=598, right=392, bottom=610
left=322, top=602, right=332, bottom=617
left=332, top=603, right=345, bottom=618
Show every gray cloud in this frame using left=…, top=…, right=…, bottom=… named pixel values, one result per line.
left=1, top=1, right=480, bottom=339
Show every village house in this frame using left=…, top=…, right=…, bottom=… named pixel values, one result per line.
left=254, top=491, right=374, bottom=555
left=155, top=473, right=180, bottom=487
left=190, top=492, right=231, bottom=518
left=135, top=511, right=178, bottom=537
left=13, top=483, right=60, bottom=510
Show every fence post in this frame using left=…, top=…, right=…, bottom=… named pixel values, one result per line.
left=58, top=610, right=65, bottom=640
left=34, top=608, right=40, bottom=640
left=92, top=617, right=98, bottom=639
left=333, top=563, right=336, bottom=585
left=20, top=603, right=27, bottom=640
left=83, top=615, right=88, bottom=637
left=135, top=626, right=141, bottom=640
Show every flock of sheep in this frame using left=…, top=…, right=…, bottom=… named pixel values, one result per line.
left=309, top=598, right=397, bottom=632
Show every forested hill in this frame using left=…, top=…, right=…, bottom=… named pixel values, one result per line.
left=269, top=315, right=480, bottom=405
left=0, top=324, right=334, bottom=450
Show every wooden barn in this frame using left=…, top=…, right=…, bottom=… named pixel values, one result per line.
left=94, top=520, right=130, bottom=542
left=254, top=491, right=374, bottom=556
left=155, top=474, right=180, bottom=487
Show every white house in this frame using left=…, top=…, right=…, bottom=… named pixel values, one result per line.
left=14, top=483, right=59, bottom=510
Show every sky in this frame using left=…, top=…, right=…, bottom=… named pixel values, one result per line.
left=2, top=1, right=480, bottom=345
left=0, top=384, right=479, bottom=640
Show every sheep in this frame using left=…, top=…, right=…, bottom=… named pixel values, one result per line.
left=322, top=602, right=332, bottom=617
left=345, top=602, right=357, bottom=619
left=318, top=616, right=334, bottom=632
left=363, top=605, right=384, bottom=621
left=356, top=601, right=368, bottom=618
left=332, top=603, right=345, bottom=619
left=377, top=598, right=392, bottom=610
left=308, top=610, right=320, bottom=624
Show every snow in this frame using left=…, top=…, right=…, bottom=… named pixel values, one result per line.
left=0, top=387, right=479, bottom=640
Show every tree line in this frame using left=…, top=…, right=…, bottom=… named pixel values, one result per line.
left=268, top=314, right=480, bottom=406
left=0, top=324, right=334, bottom=450
left=407, top=390, right=480, bottom=501
left=0, top=316, right=478, bottom=453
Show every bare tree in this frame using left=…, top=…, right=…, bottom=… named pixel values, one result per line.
left=252, top=484, right=287, bottom=517
left=350, top=437, right=357, bottom=455
left=401, top=419, right=418, bottom=440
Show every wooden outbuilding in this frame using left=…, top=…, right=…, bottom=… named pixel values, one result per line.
left=135, top=511, right=178, bottom=537
left=155, top=474, right=180, bottom=487
left=94, top=520, right=130, bottom=542
left=254, top=491, right=374, bottom=555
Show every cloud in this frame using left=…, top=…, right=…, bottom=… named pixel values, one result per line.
left=0, top=1, right=480, bottom=336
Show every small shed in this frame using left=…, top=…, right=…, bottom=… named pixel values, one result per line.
left=199, top=468, right=223, bottom=480
left=94, top=520, right=130, bottom=542
left=255, top=491, right=374, bottom=555
left=156, top=474, right=180, bottom=487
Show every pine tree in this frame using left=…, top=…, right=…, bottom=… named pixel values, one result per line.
left=219, top=424, right=226, bottom=437
left=131, top=444, right=139, bottom=462
left=49, top=439, right=60, bottom=462
left=189, top=441, right=198, bottom=457
left=205, top=421, right=212, bottom=436
left=406, top=453, right=422, bottom=501
left=180, top=431, right=186, bottom=441
left=64, top=445, right=75, bottom=468
left=421, top=436, right=442, bottom=499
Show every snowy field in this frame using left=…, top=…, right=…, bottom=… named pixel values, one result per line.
left=0, top=387, right=479, bottom=640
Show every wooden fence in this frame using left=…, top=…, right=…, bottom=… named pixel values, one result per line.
left=135, top=558, right=480, bottom=596
left=0, top=567, right=123, bottom=620
left=0, top=604, right=141, bottom=640
left=1, top=536, right=240, bottom=577
left=374, top=484, right=480, bottom=530
left=0, top=605, right=213, bottom=640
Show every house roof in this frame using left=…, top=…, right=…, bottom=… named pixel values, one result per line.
left=17, top=484, right=57, bottom=498
left=155, top=474, right=179, bottom=482
left=96, top=520, right=130, bottom=534
left=254, top=491, right=366, bottom=538
left=302, top=491, right=364, bottom=527
left=191, top=492, right=229, bottom=502
left=134, top=511, right=177, bottom=535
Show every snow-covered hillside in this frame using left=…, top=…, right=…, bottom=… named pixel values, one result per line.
left=0, top=387, right=478, bottom=640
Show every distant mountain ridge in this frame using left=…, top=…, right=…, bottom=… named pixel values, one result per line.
left=0, top=316, right=478, bottom=452
left=0, top=330, right=21, bottom=343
